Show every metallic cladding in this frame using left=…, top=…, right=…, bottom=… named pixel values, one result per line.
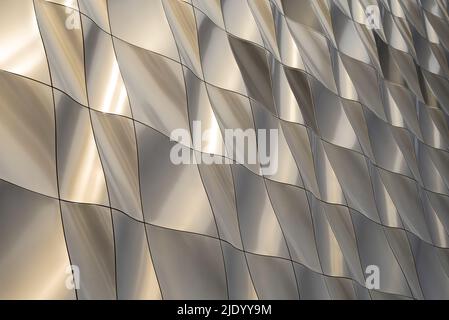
left=0, top=0, right=449, bottom=299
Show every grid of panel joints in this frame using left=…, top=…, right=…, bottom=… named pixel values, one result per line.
left=0, top=0, right=449, bottom=299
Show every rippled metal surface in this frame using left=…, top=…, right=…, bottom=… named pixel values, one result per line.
left=0, top=0, right=449, bottom=299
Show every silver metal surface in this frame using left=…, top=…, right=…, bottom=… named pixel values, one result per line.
left=0, top=0, right=448, bottom=299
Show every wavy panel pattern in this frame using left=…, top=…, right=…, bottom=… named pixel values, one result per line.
left=0, top=0, right=448, bottom=299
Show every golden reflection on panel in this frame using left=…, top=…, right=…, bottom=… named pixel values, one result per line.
left=0, top=0, right=448, bottom=300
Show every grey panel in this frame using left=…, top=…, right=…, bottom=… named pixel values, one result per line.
left=232, top=164, right=290, bottom=259
left=55, top=90, right=109, bottom=206
left=266, top=180, right=321, bottom=272
left=0, top=72, right=57, bottom=197
left=148, top=225, right=227, bottom=299
left=295, top=264, right=330, bottom=300
left=0, top=0, right=449, bottom=300
left=136, top=122, right=217, bottom=236
left=34, top=0, right=87, bottom=105
left=222, top=242, right=258, bottom=299
left=113, top=210, right=161, bottom=299
left=246, top=253, right=299, bottom=300
left=61, top=202, right=116, bottom=299
left=0, top=181, right=74, bottom=299
left=113, top=37, right=190, bottom=137
left=91, top=111, right=143, bottom=220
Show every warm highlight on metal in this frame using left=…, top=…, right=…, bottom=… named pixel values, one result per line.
left=0, top=0, right=449, bottom=300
